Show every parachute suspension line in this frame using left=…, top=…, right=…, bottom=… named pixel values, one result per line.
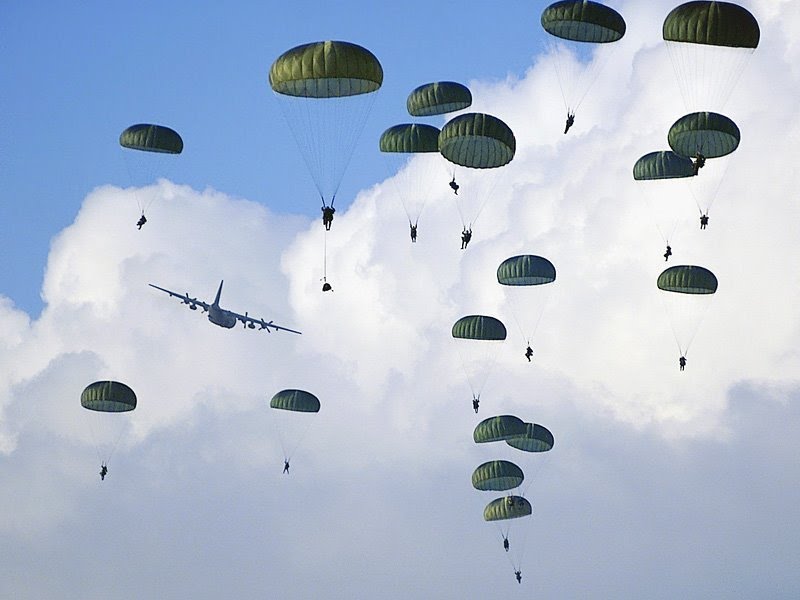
left=681, top=295, right=715, bottom=358
left=572, top=42, right=620, bottom=113
left=269, top=411, right=290, bottom=461
left=470, top=171, right=501, bottom=228
left=322, top=229, right=328, bottom=282
left=546, top=41, right=571, bottom=113
left=688, top=157, right=733, bottom=215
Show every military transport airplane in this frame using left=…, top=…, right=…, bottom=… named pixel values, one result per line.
left=149, top=280, right=301, bottom=334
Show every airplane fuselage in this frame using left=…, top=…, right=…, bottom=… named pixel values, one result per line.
left=208, top=306, right=237, bottom=328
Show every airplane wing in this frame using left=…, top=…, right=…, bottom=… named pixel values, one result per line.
left=149, top=284, right=210, bottom=312
left=233, top=311, right=302, bottom=335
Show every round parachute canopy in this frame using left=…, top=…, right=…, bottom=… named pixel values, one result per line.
left=269, top=40, right=383, bottom=98
left=506, top=423, right=555, bottom=452
left=379, top=124, right=440, bottom=153
left=472, top=460, right=525, bottom=492
left=452, top=315, right=507, bottom=341
left=81, top=381, right=137, bottom=413
left=657, top=265, right=718, bottom=294
left=633, top=151, right=695, bottom=180
left=439, top=113, right=515, bottom=169
left=483, top=496, right=532, bottom=521
left=119, top=124, right=183, bottom=154
left=269, top=389, right=321, bottom=413
left=663, top=1, right=760, bottom=49
left=473, top=415, right=526, bottom=443
left=407, top=81, right=472, bottom=117
left=668, top=112, right=740, bottom=159
left=541, top=0, right=626, bottom=43
left=497, top=255, right=557, bottom=286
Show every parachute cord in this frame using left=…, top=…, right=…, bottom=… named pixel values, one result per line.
left=573, top=42, right=620, bottom=113
left=547, top=40, right=570, bottom=113
left=471, top=170, right=502, bottom=227
left=322, top=229, right=328, bottom=282
left=681, top=296, right=715, bottom=357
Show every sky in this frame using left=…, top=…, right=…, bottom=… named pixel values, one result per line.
left=2, top=1, right=800, bottom=598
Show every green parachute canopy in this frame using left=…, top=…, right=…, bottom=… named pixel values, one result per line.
left=497, top=255, right=557, bottom=286
left=406, top=81, right=472, bottom=117
left=472, top=460, right=525, bottom=492
left=439, top=113, right=515, bottom=169
left=379, top=124, right=440, bottom=154
left=633, top=151, right=695, bottom=180
left=269, top=40, right=383, bottom=98
left=269, top=389, right=321, bottom=413
left=658, top=265, right=718, bottom=294
left=473, top=415, right=527, bottom=443
left=119, top=124, right=183, bottom=154
left=663, top=1, right=760, bottom=48
left=541, top=0, right=626, bottom=43
left=507, top=423, right=555, bottom=452
left=81, top=381, right=137, bottom=413
left=483, top=496, right=532, bottom=521
left=452, top=315, right=507, bottom=341
left=668, top=112, right=740, bottom=159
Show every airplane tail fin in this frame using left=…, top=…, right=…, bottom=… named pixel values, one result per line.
left=213, top=280, right=223, bottom=306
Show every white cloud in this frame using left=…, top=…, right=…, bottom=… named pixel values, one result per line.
left=1, top=2, right=799, bottom=596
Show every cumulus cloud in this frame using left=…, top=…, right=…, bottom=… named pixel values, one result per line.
left=1, top=1, right=798, bottom=597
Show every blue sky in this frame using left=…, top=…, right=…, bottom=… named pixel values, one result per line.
left=1, top=1, right=545, bottom=315
left=2, top=2, right=800, bottom=598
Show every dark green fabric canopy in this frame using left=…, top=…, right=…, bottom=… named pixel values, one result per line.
left=663, top=1, right=760, bottom=49
left=483, top=496, right=532, bottom=521
left=269, top=389, right=321, bottom=413
left=439, top=113, right=515, bottom=169
left=541, top=0, right=626, bottom=43
left=407, top=81, right=472, bottom=117
left=658, top=265, right=718, bottom=294
left=497, top=255, right=557, bottom=286
left=473, top=415, right=526, bottom=443
left=506, top=423, right=555, bottom=452
left=472, top=460, right=525, bottom=492
left=379, top=124, right=440, bottom=153
left=269, top=41, right=383, bottom=98
left=633, top=151, right=696, bottom=180
left=119, top=124, right=183, bottom=154
left=452, top=315, right=507, bottom=341
left=81, top=381, right=137, bottom=413
left=668, top=112, right=740, bottom=158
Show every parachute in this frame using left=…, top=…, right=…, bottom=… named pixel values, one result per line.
left=483, top=496, right=532, bottom=521
left=120, top=124, right=183, bottom=154
left=119, top=123, right=183, bottom=216
left=473, top=415, right=527, bottom=443
left=407, top=81, right=472, bottom=117
left=81, top=381, right=137, bottom=468
left=269, top=389, right=321, bottom=413
left=657, top=265, right=718, bottom=358
left=663, top=1, right=760, bottom=109
left=633, top=151, right=697, bottom=246
left=269, top=40, right=383, bottom=210
left=668, top=111, right=740, bottom=159
left=506, top=423, right=555, bottom=453
left=452, top=315, right=508, bottom=341
left=269, top=389, right=320, bottom=466
left=633, top=151, right=695, bottom=181
left=540, top=1, right=626, bottom=122
left=497, top=255, right=557, bottom=353
left=657, top=265, right=718, bottom=294
left=439, top=113, right=515, bottom=169
left=452, top=316, right=507, bottom=404
left=438, top=113, right=515, bottom=231
left=379, top=123, right=445, bottom=228
left=472, top=460, right=525, bottom=492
